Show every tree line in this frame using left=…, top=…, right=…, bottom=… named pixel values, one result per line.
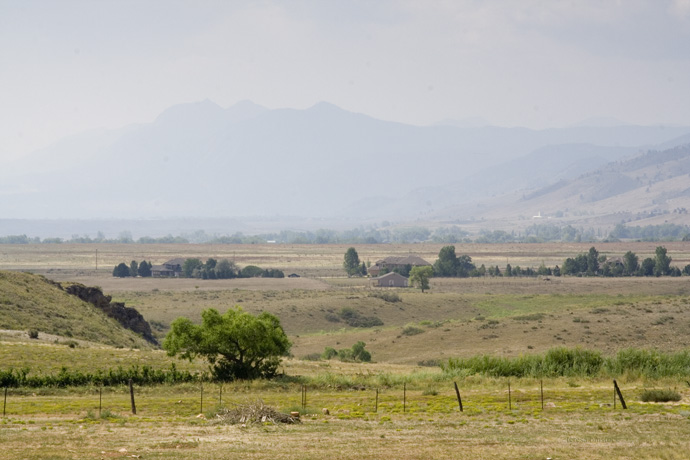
left=112, top=258, right=285, bottom=279
left=346, top=244, right=690, bottom=283
left=180, top=258, right=285, bottom=279
left=7, top=222, right=690, bottom=246
left=112, top=260, right=153, bottom=277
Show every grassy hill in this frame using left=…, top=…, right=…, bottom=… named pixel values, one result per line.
left=0, top=270, right=153, bottom=349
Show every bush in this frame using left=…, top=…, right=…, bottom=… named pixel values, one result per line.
left=368, top=291, right=401, bottom=303
left=239, top=265, right=264, bottom=278
left=324, top=313, right=340, bottom=323
left=27, top=329, right=39, bottom=339
left=338, top=307, right=383, bottom=328
left=323, top=342, right=371, bottom=362
left=321, top=347, right=338, bottom=360
left=640, top=389, right=682, bottom=402
left=401, top=325, right=425, bottom=336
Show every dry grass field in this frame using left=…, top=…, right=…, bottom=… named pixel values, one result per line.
left=2, top=242, right=690, bottom=459
left=2, top=241, right=689, bottom=276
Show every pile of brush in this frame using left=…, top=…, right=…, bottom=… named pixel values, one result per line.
left=213, top=400, right=301, bottom=425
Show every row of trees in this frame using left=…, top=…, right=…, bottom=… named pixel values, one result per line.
left=561, top=246, right=687, bottom=277
left=346, top=244, right=690, bottom=284
left=11, top=222, right=690, bottom=246
left=113, top=260, right=153, bottom=278
left=181, top=258, right=239, bottom=279
left=113, top=258, right=285, bottom=279
left=181, top=258, right=285, bottom=279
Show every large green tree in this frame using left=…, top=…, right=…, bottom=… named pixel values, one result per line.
left=215, top=259, right=236, bottom=279
left=409, top=265, right=433, bottom=292
left=433, top=245, right=458, bottom=276
left=433, top=245, right=475, bottom=277
left=586, top=247, right=599, bottom=275
left=623, top=251, right=638, bottom=276
left=112, top=262, right=130, bottom=278
left=137, top=260, right=152, bottom=277
left=343, top=247, right=361, bottom=277
left=182, top=258, right=203, bottom=278
left=163, top=307, right=291, bottom=381
left=654, top=246, right=672, bottom=276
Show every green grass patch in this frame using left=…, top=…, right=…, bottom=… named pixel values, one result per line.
left=640, top=388, right=682, bottom=402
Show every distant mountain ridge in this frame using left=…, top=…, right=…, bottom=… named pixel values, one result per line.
left=433, top=143, right=690, bottom=231
left=1, top=100, right=690, bottom=230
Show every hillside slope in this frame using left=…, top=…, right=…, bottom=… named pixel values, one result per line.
left=434, top=143, right=690, bottom=231
left=0, top=271, right=154, bottom=349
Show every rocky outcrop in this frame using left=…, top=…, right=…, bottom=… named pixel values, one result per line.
left=64, top=284, right=158, bottom=345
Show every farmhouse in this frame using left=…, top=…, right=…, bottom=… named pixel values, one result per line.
left=368, top=255, right=431, bottom=277
left=370, top=272, right=409, bottom=288
left=151, top=258, right=185, bottom=277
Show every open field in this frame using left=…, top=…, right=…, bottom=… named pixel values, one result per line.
left=2, top=242, right=690, bottom=364
left=2, top=242, right=690, bottom=458
left=1, top=341, right=690, bottom=460
left=3, top=241, right=690, bottom=277
left=1, top=351, right=689, bottom=460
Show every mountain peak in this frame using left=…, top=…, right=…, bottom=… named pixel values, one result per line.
left=307, top=101, right=346, bottom=113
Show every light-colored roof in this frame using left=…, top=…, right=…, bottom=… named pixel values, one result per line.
left=375, top=255, right=430, bottom=266
left=371, top=272, right=408, bottom=281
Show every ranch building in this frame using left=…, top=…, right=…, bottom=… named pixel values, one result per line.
left=370, top=272, right=409, bottom=288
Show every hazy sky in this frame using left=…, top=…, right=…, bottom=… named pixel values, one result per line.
left=2, top=0, right=690, bottom=159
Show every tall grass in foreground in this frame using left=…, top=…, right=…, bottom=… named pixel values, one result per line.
left=3, top=347, right=690, bottom=389
left=441, top=347, right=690, bottom=379
left=0, top=363, right=197, bottom=388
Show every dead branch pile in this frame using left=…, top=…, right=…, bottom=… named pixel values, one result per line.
left=213, top=400, right=301, bottom=425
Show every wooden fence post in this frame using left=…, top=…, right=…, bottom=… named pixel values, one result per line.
left=3, top=387, right=6, bottom=417
left=454, top=382, right=463, bottom=412
left=99, top=386, right=102, bottom=417
left=375, top=388, right=379, bottom=413
left=200, top=382, right=204, bottom=414
left=613, top=380, right=627, bottom=409
left=508, top=382, right=512, bottom=410
left=129, top=379, right=136, bottom=415
left=219, top=384, right=223, bottom=407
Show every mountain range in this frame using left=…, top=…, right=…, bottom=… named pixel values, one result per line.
left=2, top=100, right=690, bottom=235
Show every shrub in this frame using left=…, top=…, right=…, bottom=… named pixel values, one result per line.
left=338, top=307, right=383, bottom=328
left=401, top=325, right=425, bottom=336
left=512, top=313, right=545, bottom=321
left=27, top=329, right=39, bottom=339
left=323, top=342, right=371, bottom=362
left=321, top=347, right=338, bottom=360
left=324, top=313, right=340, bottom=323
left=239, top=265, right=264, bottom=278
left=368, top=291, right=401, bottom=303
left=640, top=389, right=682, bottom=402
